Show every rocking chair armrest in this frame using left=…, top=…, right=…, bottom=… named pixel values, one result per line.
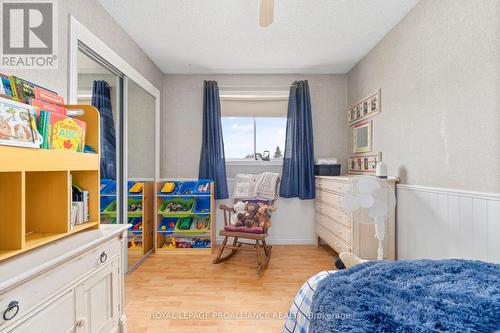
left=219, top=204, right=235, bottom=212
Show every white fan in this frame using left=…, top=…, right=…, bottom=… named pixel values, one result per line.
left=260, top=0, right=274, bottom=27
left=340, top=176, right=396, bottom=260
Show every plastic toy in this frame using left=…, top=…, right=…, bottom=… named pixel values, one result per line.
left=162, top=236, right=176, bottom=248
left=129, top=182, right=143, bottom=193
left=161, top=182, right=176, bottom=193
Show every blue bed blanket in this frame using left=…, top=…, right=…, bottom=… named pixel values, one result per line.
left=310, top=259, right=500, bottom=332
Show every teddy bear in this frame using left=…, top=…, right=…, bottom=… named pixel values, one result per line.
left=231, top=201, right=246, bottom=226
left=257, top=204, right=272, bottom=229
left=237, top=202, right=260, bottom=228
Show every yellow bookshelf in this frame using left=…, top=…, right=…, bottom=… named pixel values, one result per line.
left=0, top=105, right=100, bottom=262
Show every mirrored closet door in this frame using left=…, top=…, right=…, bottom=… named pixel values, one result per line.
left=76, top=44, right=158, bottom=273
left=125, top=79, right=156, bottom=270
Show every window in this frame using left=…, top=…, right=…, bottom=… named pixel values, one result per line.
left=221, top=117, right=287, bottom=160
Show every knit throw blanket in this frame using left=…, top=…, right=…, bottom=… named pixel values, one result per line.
left=310, top=259, right=500, bottom=332
left=253, top=172, right=279, bottom=200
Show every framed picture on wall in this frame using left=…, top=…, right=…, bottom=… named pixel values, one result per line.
left=352, top=120, right=372, bottom=153
left=347, top=90, right=381, bottom=125
left=348, top=153, right=378, bottom=174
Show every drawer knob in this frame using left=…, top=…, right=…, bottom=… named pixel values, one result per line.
left=99, top=251, right=108, bottom=263
left=3, top=301, right=19, bottom=321
left=76, top=317, right=86, bottom=327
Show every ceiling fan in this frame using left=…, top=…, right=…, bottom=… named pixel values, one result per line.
left=260, top=0, right=274, bottom=27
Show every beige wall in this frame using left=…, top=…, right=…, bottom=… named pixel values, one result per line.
left=0, top=0, right=162, bottom=97
left=162, top=74, right=348, bottom=178
left=347, top=0, right=500, bottom=192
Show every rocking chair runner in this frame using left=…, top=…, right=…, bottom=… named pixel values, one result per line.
left=213, top=176, right=279, bottom=271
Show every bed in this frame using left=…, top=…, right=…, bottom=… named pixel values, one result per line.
left=282, top=259, right=500, bottom=333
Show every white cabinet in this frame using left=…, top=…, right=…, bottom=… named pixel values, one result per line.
left=315, top=176, right=397, bottom=260
left=75, top=259, right=119, bottom=333
left=0, top=225, right=128, bottom=333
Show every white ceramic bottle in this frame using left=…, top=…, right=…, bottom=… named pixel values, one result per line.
left=376, top=152, right=387, bottom=179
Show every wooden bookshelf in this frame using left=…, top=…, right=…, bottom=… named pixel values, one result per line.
left=0, top=105, right=100, bottom=262
left=100, top=179, right=154, bottom=267
left=155, top=180, right=215, bottom=254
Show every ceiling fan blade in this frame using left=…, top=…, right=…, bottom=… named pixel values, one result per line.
left=260, top=0, right=274, bottom=27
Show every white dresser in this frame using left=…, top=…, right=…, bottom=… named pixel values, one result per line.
left=315, top=175, right=397, bottom=260
left=0, top=225, right=129, bottom=333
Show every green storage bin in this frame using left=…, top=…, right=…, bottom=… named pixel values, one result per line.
left=174, top=216, right=210, bottom=235
left=159, top=197, right=194, bottom=217
left=127, top=198, right=143, bottom=217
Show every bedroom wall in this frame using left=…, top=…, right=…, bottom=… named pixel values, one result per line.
left=1, top=0, right=163, bottom=98
left=162, top=74, right=348, bottom=244
left=347, top=0, right=500, bottom=261
left=347, top=0, right=500, bottom=193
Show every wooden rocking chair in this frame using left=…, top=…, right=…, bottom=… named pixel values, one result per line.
left=213, top=177, right=279, bottom=271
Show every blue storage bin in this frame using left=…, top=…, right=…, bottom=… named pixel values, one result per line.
left=193, top=179, right=211, bottom=195
left=158, top=217, right=177, bottom=232
left=100, top=179, right=112, bottom=192
left=193, top=197, right=211, bottom=214
left=177, top=181, right=197, bottom=195
left=101, top=180, right=117, bottom=195
left=129, top=217, right=143, bottom=232
left=100, top=196, right=115, bottom=212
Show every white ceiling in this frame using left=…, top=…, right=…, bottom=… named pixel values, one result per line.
left=98, top=0, right=419, bottom=74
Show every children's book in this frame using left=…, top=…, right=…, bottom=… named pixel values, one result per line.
left=46, top=112, right=86, bottom=151
left=34, top=87, right=64, bottom=106
left=0, top=97, right=42, bottom=148
left=30, top=99, right=67, bottom=118
left=0, top=74, right=14, bottom=98
left=9, top=76, right=57, bottom=104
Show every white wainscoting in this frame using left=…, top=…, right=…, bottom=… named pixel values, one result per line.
left=397, top=185, right=500, bottom=263
left=215, top=178, right=316, bottom=245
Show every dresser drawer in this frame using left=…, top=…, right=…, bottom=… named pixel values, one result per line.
left=315, top=201, right=351, bottom=228
left=316, top=189, right=343, bottom=208
left=8, top=289, right=76, bottom=333
left=316, top=213, right=352, bottom=244
left=316, top=179, right=351, bottom=194
left=316, top=223, right=351, bottom=254
left=0, top=237, right=120, bottom=327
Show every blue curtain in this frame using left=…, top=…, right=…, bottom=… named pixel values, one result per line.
left=199, top=81, right=229, bottom=199
left=280, top=80, right=315, bottom=199
left=92, top=80, right=116, bottom=180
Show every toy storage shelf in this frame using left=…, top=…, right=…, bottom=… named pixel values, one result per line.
left=0, top=105, right=100, bottom=262
left=99, top=179, right=154, bottom=257
left=155, top=179, right=215, bottom=254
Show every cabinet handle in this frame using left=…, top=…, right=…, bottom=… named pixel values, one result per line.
left=99, top=251, right=108, bottom=263
left=76, top=317, right=86, bottom=327
left=3, top=301, right=19, bottom=321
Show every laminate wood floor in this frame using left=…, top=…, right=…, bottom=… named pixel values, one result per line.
left=124, top=245, right=337, bottom=333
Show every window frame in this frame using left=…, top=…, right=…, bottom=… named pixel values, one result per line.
left=222, top=116, right=286, bottom=165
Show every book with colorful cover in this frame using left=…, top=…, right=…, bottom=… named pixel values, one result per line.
left=0, top=97, right=42, bottom=148
left=38, top=110, right=51, bottom=149
left=9, top=76, right=57, bottom=104
left=30, top=99, right=67, bottom=118
left=0, top=74, right=14, bottom=98
left=33, top=87, right=64, bottom=106
left=45, top=112, right=86, bottom=152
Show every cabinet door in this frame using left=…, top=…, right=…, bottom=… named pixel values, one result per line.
left=75, top=259, right=119, bottom=333
left=9, top=289, right=76, bottom=333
